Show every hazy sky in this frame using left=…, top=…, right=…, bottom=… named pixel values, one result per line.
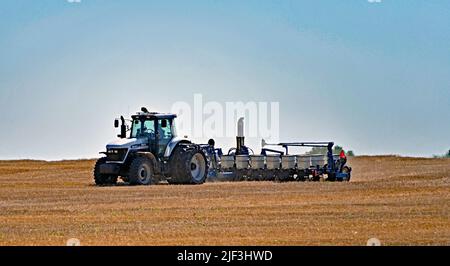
left=0, top=0, right=449, bottom=160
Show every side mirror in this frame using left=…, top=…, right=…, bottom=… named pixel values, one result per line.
left=116, top=116, right=126, bottom=139
left=161, top=119, right=167, bottom=128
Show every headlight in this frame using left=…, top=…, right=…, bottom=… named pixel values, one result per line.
left=106, top=149, right=128, bottom=162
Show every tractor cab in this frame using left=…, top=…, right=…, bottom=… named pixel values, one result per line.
left=131, top=112, right=176, bottom=156
left=112, top=108, right=177, bottom=158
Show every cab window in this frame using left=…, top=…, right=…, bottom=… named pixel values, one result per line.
left=157, top=119, right=173, bottom=156
left=158, top=119, right=173, bottom=139
left=131, top=119, right=155, bottom=138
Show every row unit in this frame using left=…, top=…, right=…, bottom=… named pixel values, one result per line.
left=220, top=154, right=341, bottom=170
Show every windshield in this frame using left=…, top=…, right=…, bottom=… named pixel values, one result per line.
left=130, top=119, right=155, bottom=139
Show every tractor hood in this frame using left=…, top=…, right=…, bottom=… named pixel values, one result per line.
left=106, top=138, right=148, bottom=150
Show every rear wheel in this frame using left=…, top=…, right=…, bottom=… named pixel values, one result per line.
left=93, top=157, right=118, bottom=185
left=128, top=156, right=155, bottom=185
left=168, top=145, right=208, bottom=184
left=342, top=166, right=351, bottom=182
left=325, top=165, right=336, bottom=182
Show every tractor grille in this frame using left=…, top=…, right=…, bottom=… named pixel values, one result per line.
left=106, top=148, right=128, bottom=162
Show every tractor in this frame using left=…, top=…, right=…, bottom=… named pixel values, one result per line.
left=94, top=107, right=352, bottom=185
left=94, top=107, right=210, bottom=185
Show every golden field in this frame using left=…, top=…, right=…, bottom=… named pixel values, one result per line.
left=0, top=156, right=449, bottom=246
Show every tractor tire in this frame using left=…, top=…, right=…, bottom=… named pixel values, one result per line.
left=168, top=145, right=208, bottom=184
left=94, top=157, right=118, bottom=185
left=342, top=166, right=351, bottom=182
left=128, top=156, right=155, bottom=185
left=324, top=165, right=336, bottom=182
left=312, top=175, right=321, bottom=182
left=323, top=164, right=336, bottom=182
left=327, top=173, right=336, bottom=182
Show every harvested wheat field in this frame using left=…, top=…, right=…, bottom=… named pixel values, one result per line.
left=0, top=156, right=449, bottom=246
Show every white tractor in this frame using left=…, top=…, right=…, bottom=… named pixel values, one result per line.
left=94, top=107, right=351, bottom=185
left=94, top=107, right=210, bottom=185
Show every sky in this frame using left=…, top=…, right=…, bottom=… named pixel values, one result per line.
left=0, top=0, right=449, bottom=160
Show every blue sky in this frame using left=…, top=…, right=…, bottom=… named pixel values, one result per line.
left=0, top=0, right=449, bottom=160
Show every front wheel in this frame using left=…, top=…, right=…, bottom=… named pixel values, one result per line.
left=93, top=157, right=118, bottom=185
left=128, top=156, right=155, bottom=185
